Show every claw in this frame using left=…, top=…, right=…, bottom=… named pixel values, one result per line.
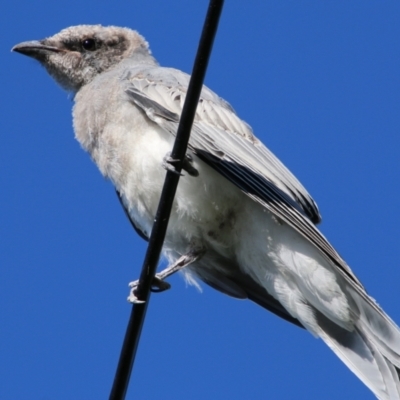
left=182, top=154, right=199, bottom=177
left=151, top=277, right=171, bottom=293
left=162, top=152, right=199, bottom=177
left=128, top=279, right=145, bottom=303
left=162, top=152, right=184, bottom=176
left=127, top=276, right=172, bottom=303
left=127, top=290, right=146, bottom=304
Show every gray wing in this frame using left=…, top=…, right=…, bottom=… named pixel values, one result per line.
left=122, top=65, right=364, bottom=290
left=122, top=66, right=321, bottom=224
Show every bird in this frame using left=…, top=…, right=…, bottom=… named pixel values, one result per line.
left=12, top=25, right=400, bottom=399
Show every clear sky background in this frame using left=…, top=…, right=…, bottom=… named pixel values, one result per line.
left=2, top=1, right=400, bottom=399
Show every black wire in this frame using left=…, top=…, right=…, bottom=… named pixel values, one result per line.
left=109, top=1, right=225, bottom=399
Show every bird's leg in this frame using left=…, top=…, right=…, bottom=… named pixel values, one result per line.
left=128, top=247, right=205, bottom=303
left=162, top=152, right=199, bottom=177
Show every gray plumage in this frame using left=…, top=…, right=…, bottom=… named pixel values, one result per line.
left=13, top=25, right=400, bottom=399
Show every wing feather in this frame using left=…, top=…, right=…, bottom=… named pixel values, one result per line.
left=123, top=65, right=367, bottom=292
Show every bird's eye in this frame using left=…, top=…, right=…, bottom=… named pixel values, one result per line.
left=82, top=38, right=96, bottom=51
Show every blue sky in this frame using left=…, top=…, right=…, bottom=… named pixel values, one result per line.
left=2, top=1, right=400, bottom=399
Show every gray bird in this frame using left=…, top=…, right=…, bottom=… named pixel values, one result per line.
left=12, top=25, right=400, bottom=399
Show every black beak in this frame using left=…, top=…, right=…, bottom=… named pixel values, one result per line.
left=12, top=40, right=63, bottom=59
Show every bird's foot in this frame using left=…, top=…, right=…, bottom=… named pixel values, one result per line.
left=162, top=152, right=199, bottom=177
left=127, top=246, right=205, bottom=303
left=128, top=277, right=171, bottom=303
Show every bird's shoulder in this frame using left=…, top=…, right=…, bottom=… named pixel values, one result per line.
left=121, top=64, right=262, bottom=146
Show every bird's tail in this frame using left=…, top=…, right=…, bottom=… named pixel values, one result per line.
left=186, top=256, right=400, bottom=398
left=316, top=288, right=400, bottom=399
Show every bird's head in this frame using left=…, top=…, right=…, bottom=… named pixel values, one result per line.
left=12, top=25, right=154, bottom=93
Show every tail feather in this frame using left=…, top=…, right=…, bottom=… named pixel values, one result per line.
left=349, top=288, right=400, bottom=366
left=316, top=302, right=400, bottom=399
left=187, top=258, right=400, bottom=398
